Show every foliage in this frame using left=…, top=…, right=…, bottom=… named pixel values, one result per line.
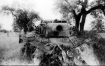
left=92, top=37, right=105, bottom=64
left=91, top=19, right=105, bottom=32
left=16, top=10, right=40, bottom=33
left=12, top=21, right=20, bottom=32
left=57, top=0, right=105, bottom=31
left=81, top=31, right=99, bottom=40
left=1, top=6, right=40, bottom=33
left=15, top=10, right=29, bottom=33
left=76, top=30, right=105, bottom=64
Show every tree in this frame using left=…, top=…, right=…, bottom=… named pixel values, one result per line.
left=57, top=0, right=105, bottom=32
left=12, top=21, right=20, bottom=32
left=1, top=6, right=40, bottom=34
left=0, top=24, right=2, bottom=31
left=91, top=19, right=105, bottom=32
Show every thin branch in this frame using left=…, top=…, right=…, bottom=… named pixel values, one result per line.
left=64, top=0, right=78, bottom=18
left=11, top=11, right=17, bottom=18
left=64, top=0, right=74, bottom=11
left=2, top=6, right=17, bottom=18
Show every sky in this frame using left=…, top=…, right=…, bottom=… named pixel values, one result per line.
left=0, top=13, right=14, bottom=30
left=0, top=0, right=95, bottom=31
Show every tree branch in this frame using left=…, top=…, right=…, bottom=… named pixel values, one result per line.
left=72, top=9, right=77, bottom=18
left=100, top=6, right=105, bottom=15
left=11, top=11, right=17, bottom=18
left=64, top=0, right=74, bottom=11
left=86, top=4, right=104, bottom=14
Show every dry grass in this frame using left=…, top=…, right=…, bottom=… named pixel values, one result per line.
left=0, top=32, right=40, bottom=65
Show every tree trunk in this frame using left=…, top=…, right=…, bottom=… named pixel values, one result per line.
left=24, top=25, right=28, bottom=34
left=80, top=13, right=87, bottom=31
left=75, top=19, right=80, bottom=31
left=75, top=16, right=81, bottom=31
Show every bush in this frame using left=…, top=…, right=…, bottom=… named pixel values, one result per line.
left=92, top=38, right=105, bottom=64
left=77, top=30, right=105, bottom=64
left=87, top=32, right=105, bottom=64
left=0, top=29, right=8, bottom=33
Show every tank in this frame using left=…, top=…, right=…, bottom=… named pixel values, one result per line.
left=19, top=20, right=79, bottom=65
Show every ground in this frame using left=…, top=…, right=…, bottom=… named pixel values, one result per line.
left=0, top=32, right=104, bottom=65
left=0, top=32, right=40, bottom=65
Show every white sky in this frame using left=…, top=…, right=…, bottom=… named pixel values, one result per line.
left=0, top=13, right=14, bottom=30
left=0, top=0, right=95, bottom=30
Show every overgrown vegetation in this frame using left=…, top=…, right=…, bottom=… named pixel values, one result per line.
left=92, top=37, right=105, bottom=64
left=57, top=0, right=105, bottom=32
left=91, top=19, right=105, bottom=33
left=1, top=0, right=105, bottom=65
left=78, top=30, right=105, bottom=64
